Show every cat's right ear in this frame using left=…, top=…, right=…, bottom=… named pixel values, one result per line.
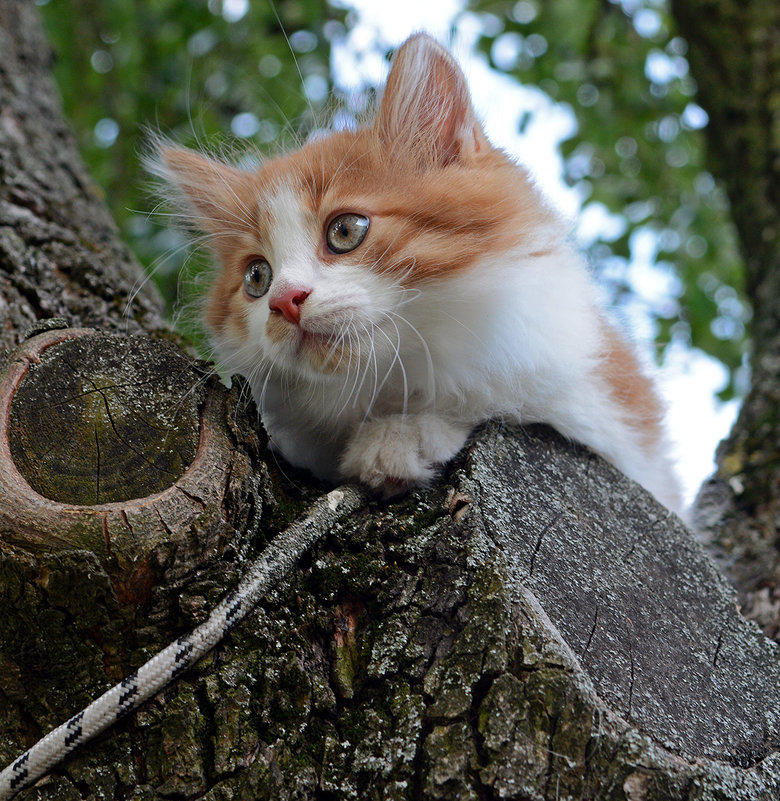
left=374, top=33, right=489, bottom=168
left=145, top=141, right=255, bottom=234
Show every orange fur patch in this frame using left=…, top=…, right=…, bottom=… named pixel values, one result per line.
left=598, top=319, right=663, bottom=450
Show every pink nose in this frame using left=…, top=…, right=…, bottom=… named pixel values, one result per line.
left=269, top=288, right=311, bottom=325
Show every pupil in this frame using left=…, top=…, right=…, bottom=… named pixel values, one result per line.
left=339, top=222, right=348, bottom=238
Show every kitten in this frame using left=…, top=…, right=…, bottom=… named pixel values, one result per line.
left=152, top=33, right=681, bottom=512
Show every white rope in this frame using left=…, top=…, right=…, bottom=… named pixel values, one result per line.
left=0, top=486, right=364, bottom=800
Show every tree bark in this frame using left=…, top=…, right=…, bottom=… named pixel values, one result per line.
left=3, top=2, right=780, bottom=800
left=0, top=0, right=164, bottom=359
left=671, top=0, right=780, bottom=639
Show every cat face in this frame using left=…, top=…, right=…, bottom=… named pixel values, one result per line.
left=206, top=173, right=411, bottom=384
left=154, top=34, right=556, bottom=393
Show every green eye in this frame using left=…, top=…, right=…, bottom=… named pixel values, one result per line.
left=326, top=213, right=369, bottom=254
left=243, top=258, right=273, bottom=298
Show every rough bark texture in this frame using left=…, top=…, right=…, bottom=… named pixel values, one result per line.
left=0, top=329, right=276, bottom=800
left=0, top=0, right=165, bottom=360
left=672, top=0, right=780, bottom=638
left=4, top=412, right=780, bottom=800
left=3, top=1, right=780, bottom=800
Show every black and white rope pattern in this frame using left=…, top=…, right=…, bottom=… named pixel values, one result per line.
left=0, top=486, right=363, bottom=800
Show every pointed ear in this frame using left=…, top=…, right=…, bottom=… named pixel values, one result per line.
left=145, top=142, right=255, bottom=234
left=374, top=33, right=489, bottom=167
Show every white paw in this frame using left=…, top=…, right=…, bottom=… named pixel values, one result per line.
left=339, top=414, right=470, bottom=497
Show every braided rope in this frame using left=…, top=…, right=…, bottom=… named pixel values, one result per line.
left=0, top=486, right=364, bottom=800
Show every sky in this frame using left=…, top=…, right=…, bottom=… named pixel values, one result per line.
left=330, top=0, right=738, bottom=506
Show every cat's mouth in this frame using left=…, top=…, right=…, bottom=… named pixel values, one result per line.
left=297, top=326, right=353, bottom=373
left=299, top=327, right=333, bottom=347
left=266, top=314, right=353, bottom=374
left=297, top=327, right=335, bottom=354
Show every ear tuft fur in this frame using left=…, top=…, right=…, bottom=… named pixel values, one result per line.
left=143, top=135, right=256, bottom=235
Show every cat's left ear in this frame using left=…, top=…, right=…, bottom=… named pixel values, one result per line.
left=145, top=140, right=256, bottom=236
left=374, top=33, right=489, bottom=167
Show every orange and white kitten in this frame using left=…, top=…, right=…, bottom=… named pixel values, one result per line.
left=153, top=33, right=681, bottom=511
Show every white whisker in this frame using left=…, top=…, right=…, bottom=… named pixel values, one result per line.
left=387, top=309, right=436, bottom=405
left=350, top=320, right=374, bottom=408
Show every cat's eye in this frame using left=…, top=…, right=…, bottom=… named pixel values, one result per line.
left=326, top=213, right=369, bottom=254
left=243, top=258, right=273, bottom=298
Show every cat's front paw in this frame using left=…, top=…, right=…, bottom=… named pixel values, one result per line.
left=340, top=414, right=470, bottom=498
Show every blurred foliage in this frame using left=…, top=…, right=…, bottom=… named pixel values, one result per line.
left=469, top=0, right=748, bottom=398
left=38, top=0, right=344, bottom=326
left=38, top=0, right=748, bottom=398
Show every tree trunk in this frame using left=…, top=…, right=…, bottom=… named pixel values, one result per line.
left=671, top=0, right=780, bottom=639
left=3, top=2, right=780, bottom=800
left=0, top=0, right=164, bottom=359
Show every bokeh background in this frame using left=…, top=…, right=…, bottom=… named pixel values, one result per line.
left=37, top=0, right=747, bottom=502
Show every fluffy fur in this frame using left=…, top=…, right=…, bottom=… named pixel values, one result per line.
left=152, top=33, right=681, bottom=511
